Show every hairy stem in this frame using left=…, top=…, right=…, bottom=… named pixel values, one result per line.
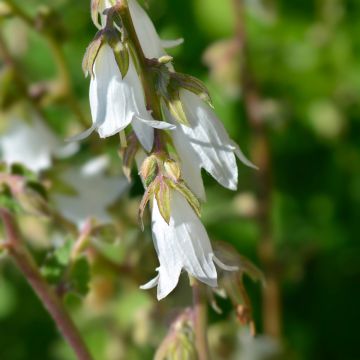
left=192, top=279, right=211, bottom=360
left=233, top=0, right=282, bottom=338
left=0, top=209, right=94, bottom=360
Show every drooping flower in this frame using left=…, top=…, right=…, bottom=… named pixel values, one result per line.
left=0, top=117, right=78, bottom=173
left=140, top=190, right=236, bottom=300
left=52, top=155, right=129, bottom=228
left=73, top=44, right=175, bottom=151
left=166, top=90, right=257, bottom=200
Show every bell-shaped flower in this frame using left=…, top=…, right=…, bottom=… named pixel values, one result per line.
left=140, top=190, right=236, bottom=300
left=72, top=44, right=175, bottom=151
left=52, top=155, right=129, bottom=228
left=0, top=117, right=78, bottom=173
left=167, top=90, right=257, bottom=199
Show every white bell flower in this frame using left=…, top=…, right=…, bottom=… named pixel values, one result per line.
left=52, top=155, right=129, bottom=228
left=72, top=44, right=175, bottom=151
left=0, top=117, right=78, bottom=173
left=141, top=190, right=236, bottom=300
left=169, top=90, right=257, bottom=197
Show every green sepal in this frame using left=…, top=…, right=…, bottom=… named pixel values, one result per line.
left=110, top=39, right=130, bottom=79
left=171, top=72, right=212, bottom=106
left=119, top=132, right=139, bottom=182
left=91, top=0, right=102, bottom=28
left=167, top=179, right=201, bottom=218
left=166, top=90, right=190, bottom=126
left=155, top=181, right=172, bottom=225
left=82, top=33, right=104, bottom=77
left=138, top=181, right=157, bottom=230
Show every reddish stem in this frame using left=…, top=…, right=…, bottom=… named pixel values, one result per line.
left=0, top=209, right=94, bottom=360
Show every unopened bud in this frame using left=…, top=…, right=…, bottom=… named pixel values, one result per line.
left=155, top=309, right=197, bottom=360
left=140, top=155, right=158, bottom=187
left=158, top=55, right=173, bottom=64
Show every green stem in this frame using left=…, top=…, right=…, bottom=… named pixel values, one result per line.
left=192, top=279, right=211, bottom=360
left=117, top=0, right=162, bottom=119
left=0, top=209, right=94, bottom=360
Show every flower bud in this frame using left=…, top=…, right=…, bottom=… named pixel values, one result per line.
left=140, top=154, right=158, bottom=187
left=158, top=55, right=173, bottom=64
left=155, top=309, right=197, bottom=360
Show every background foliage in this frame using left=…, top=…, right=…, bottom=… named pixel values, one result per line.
left=0, top=0, right=359, bottom=359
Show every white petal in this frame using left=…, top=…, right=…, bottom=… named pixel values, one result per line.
left=147, top=191, right=217, bottom=300
left=161, top=103, right=206, bottom=200
left=66, top=123, right=97, bottom=142
left=90, top=45, right=134, bottom=137
left=132, top=117, right=176, bottom=152
left=171, top=132, right=206, bottom=201
left=140, top=274, right=159, bottom=290
left=230, top=140, right=258, bottom=170
left=128, top=0, right=166, bottom=59
left=212, top=255, right=239, bottom=272
left=52, top=156, right=129, bottom=228
left=132, top=117, right=154, bottom=152
left=161, top=38, right=184, bottom=49
left=88, top=44, right=151, bottom=139
left=136, top=117, right=176, bottom=130
left=54, top=142, right=80, bottom=159
left=0, top=118, right=60, bottom=173
left=178, top=89, right=239, bottom=190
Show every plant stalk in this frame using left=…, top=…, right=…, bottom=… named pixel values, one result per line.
left=233, top=0, right=282, bottom=338
left=0, top=209, right=94, bottom=360
left=192, top=279, right=211, bottom=360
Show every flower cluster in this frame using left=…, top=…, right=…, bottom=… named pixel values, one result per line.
left=80, top=0, right=256, bottom=300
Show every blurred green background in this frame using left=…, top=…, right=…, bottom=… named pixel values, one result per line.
left=0, top=0, right=360, bottom=359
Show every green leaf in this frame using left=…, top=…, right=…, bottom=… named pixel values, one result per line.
left=41, top=240, right=72, bottom=284
left=69, top=257, right=90, bottom=296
